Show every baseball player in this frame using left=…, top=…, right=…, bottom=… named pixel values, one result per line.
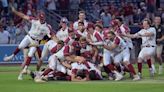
left=79, top=37, right=98, bottom=63
left=123, top=19, right=156, bottom=77
left=56, top=17, right=69, bottom=41
left=75, top=21, right=88, bottom=40
left=115, top=17, right=135, bottom=62
left=103, top=31, right=140, bottom=81
left=4, top=5, right=56, bottom=80
left=73, top=11, right=88, bottom=30
left=34, top=41, right=67, bottom=82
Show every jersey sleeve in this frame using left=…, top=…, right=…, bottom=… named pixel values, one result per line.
left=95, top=32, right=103, bottom=41
left=134, top=30, right=142, bottom=37
left=50, top=45, right=57, bottom=53
left=47, top=24, right=53, bottom=38
left=28, top=16, right=36, bottom=23
left=114, top=37, right=120, bottom=45
left=64, top=37, right=70, bottom=44
left=123, top=25, right=130, bottom=33
left=64, top=45, right=70, bottom=56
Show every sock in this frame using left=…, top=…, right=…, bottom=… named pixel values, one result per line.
left=103, top=66, right=111, bottom=74
left=36, top=47, right=42, bottom=58
left=151, top=64, right=156, bottom=73
left=42, top=68, right=53, bottom=76
left=25, top=57, right=32, bottom=66
left=14, top=47, right=20, bottom=55
left=138, top=63, right=142, bottom=73
left=128, top=64, right=136, bottom=75
left=107, top=64, right=115, bottom=71
left=36, top=61, right=42, bottom=71
left=147, top=59, right=152, bottom=69
left=123, top=66, right=130, bottom=72
left=116, top=65, right=122, bottom=73
left=53, top=72, right=65, bottom=77
left=83, top=61, right=90, bottom=69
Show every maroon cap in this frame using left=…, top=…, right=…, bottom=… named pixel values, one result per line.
left=110, top=20, right=119, bottom=27
left=87, top=23, right=94, bottom=29
left=38, top=12, right=45, bottom=19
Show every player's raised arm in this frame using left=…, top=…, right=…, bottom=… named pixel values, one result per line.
left=10, top=5, right=30, bottom=20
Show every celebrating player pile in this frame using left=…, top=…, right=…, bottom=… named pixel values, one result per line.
left=3, top=4, right=163, bottom=83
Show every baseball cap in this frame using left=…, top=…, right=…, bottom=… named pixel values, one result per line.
left=61, top=17, right=68, bottom=23
left=87, top=23, right=94, bottom=29
left=38, top=11, right=46, bottom=21
left=110, top=20, right=119, bottom=27
left=68, top=29, right=74, bottom=33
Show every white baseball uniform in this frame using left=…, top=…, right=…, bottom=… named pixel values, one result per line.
left=134, top=27, right=156, bottom=60
left=64, top=36, right=75, bottom=45
left=116, top=24, right=133, bottom=49
left=90, top=30, right=104, bottom=56
left=56, top=27, right=69, bottom=41
left=48, top=55, right=66, bottom=73
left=47, top=45, right=72, bottom=73
left=110, top=36, right=130, bottom=64
left=73, top=20, right=88, bottom=30
left=18, top=18, right=52, bottom=57
left=75, top=30, right=88, bottom=38
left=103, top=39, right=112, bottom=66
left=41, top=40, right=57, bottom=60
left=87, top=62, right=102, bottom=79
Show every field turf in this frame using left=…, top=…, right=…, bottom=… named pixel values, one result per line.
left=0, top=64, right=164, bottom=92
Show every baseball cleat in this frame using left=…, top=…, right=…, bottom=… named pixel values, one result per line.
left=3, top=54, right=14, bottom=61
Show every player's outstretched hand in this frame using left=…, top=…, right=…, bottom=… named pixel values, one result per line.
left=9, top=2, right=16, bottom=12
left=10, top=5, right=16, bottom=12
left=76, top=56, right=86, bottom=63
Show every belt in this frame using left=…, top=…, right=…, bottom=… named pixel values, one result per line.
left=142, top=45, right=155, bottom=48
left=28, top=34, right=40, bottom=41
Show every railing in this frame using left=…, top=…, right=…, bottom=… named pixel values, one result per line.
left=44, top=8, right=79, bottom=30
left=44, top=9, right=62, bottom=31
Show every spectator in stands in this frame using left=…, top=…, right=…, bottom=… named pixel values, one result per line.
left=155, top=8, right=163, bottom=17
left=1, top=0, right=8, bottom=15
left=162, top=9, right=164, bottom=22
left=108, top=3, right=119, bottom=19
left=36, top=0, right=46, bottom=10
left=100, top=6, right=112, bottom=28
left=45, top=0, right=57, bottom=11
left=146, top=0, right=156, bottom=20
left=133, top=2, right=147, bottom=24
left=10, top=0, right=20, bottom=10
left=26, top=3, right=34, bottom=16
left=0, top=1, right=3, bottom=13
left=0, top=22, right=10, bottom=44
left=69, top=0, right=80, bottom=10
left=69, top=0, right=80, bottom=21
left=121, top=2, right=134, bottom=25
left=79, top=0, right=85, bottom=10
left=13, top=7, right=23, bottom=25
left=92, top=2, right=101, bottom=20
left=6, top=20, right=16, bottom=44
left=15, top=20, right=29, bottom=44
left=58, top=0, right=69, bottom=17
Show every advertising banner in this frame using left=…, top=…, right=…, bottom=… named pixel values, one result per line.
left=0, top=45, right=48, bottom=64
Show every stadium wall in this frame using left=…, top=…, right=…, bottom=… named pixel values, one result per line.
left=0, top=45, right=48, bottom=64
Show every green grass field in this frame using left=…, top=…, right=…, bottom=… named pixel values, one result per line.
left=0, top=64, right=164, bottom=92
